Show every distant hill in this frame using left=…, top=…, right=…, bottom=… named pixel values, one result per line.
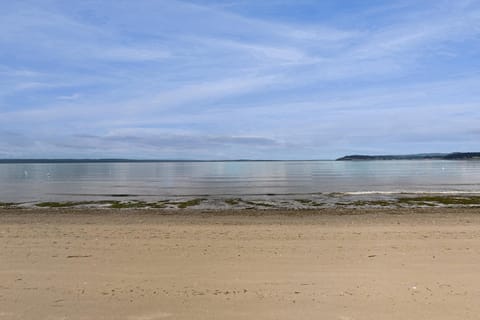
left=337, top=152, right=480, bottom=161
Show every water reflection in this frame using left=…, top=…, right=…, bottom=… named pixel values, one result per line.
left=0, top=161, right=480, bottom=202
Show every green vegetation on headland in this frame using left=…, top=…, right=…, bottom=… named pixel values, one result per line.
left=337, top=152, right=480, bottom=161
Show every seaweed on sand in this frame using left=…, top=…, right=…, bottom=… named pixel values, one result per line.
left=224, top=198, right=241, bottom=206
left=0, top=202, right=16, bottom=208
left=398, top=196, right=480, bottom=206
left=176, top=198, right=206, bottom=209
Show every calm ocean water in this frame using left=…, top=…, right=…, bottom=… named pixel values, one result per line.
left=1, top=160, right=480, bottom=202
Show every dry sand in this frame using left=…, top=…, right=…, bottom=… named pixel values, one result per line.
left=1, top=208, right=480, bottom=320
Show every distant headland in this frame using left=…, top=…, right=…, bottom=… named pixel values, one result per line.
left=336, top=152, right=480, bottom=161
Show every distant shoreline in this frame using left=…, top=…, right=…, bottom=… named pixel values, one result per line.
left=336, top=152, right=480, bottom=161
left=1, top=152, right=480, bottom=163
left=0, top=159, right=328, bottom=164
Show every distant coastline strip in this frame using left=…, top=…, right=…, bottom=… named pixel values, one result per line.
left=336, top=152, right=480, bottom=161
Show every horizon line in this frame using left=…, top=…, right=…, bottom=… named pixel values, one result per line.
left=0, top=158, right=333, bottom=163
left=1, top=152, right=478, bottom=163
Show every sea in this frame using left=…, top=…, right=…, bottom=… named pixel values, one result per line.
left=1, top=160, right=480, bottom=208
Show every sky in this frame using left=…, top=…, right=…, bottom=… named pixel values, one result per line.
left=1, top=0, right=480, bottom=160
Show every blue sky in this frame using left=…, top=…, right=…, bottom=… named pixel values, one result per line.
left=1, top=0, right=479, bottom=159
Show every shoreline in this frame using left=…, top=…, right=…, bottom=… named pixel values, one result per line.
left=3, top=192, right=480, bottom=210
left=2, top=207, right=480, bottom=227
left=2, top=205, right=480, bottom=214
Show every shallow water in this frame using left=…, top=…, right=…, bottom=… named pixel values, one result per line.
left=1, top=160, right=480, bottom=202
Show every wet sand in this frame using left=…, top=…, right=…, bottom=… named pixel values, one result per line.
left=1, top=208, right=480, bottom=319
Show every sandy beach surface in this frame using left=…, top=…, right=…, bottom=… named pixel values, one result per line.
left=1, top=208, right=480, bottom=320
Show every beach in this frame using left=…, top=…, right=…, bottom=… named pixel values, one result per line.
left=1, top=208, right=480, bottom=320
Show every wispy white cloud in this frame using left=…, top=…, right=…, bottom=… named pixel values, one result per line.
left=57, top=93, right=81, bottom=101
left=1, top=0, right=480, bottom=158
left=101, top=47, right=171, bottom=61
